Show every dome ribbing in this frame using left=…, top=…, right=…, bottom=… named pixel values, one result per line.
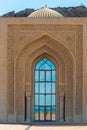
left=28, top=7, right=63, bottom=18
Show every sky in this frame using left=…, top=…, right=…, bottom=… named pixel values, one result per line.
left=0, top=0, right=87, bottom=15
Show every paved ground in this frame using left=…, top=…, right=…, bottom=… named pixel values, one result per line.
left=0, top=124, right=87, bottom=130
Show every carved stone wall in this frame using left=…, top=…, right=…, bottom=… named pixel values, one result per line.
left=7, top=29, right=14, bottom=114
left=7, top=24, right=83, bottom=123
left=15, top=37, right=73, bottom=122
left=75, top=31, right=83, bottom=121
left=8, top=25, right=77, bottom=56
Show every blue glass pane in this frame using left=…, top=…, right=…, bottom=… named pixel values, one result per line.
left=52, top=71, right=56, bottom=81
left=46, top=95, right=51, bottom=105
left=47, top=60, right=56, bottom=70
left=46, top=71, right=51, bottom=81
left=35, top=60, right=44, bottom=69
left=35, top=95, right=38, bottom=105
left=40, top=107, right=44, bottom=112
left=52, top=95, right=55, bottom=105
left=40, top=63, right=51, bottom=70
left=35, top=71, right=39, bottom=81
left=52, top=107, right=56, bottom=112
left=35, top=58, right=56, bottom=70
left=46, top=83, right=51, bottom=93
left=40, top=71, right=44, bottom=81
left=40, top=95, right=44, bottom=105
left=46, top=107, right=51, bottom=112
left=43, top=58, right=47, bottom=62
left=52, top=83, right=55, bottom=93
left=35, top=83, right=38, bottom=93
left=40, top=83, right=44, bottom=93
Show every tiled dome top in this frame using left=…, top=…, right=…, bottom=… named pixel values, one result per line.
left=28, top=6, right=63, bottom=18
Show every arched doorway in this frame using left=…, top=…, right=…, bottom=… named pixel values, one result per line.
left=34, top=57, right=56, bottom=122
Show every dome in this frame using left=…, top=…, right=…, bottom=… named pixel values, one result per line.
left=28, top=6, right=63, bottom=18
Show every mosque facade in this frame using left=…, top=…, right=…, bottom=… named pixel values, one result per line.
left=0, top=7, right=87, bottom=124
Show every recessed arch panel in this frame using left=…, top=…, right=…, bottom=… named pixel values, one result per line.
left=15, top=35, right=74, bottom=123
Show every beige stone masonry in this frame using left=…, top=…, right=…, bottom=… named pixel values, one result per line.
left=0, top=17, right=86, bottom=123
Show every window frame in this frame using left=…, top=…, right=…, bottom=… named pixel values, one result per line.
left=34, top=57, right=57, bottom=122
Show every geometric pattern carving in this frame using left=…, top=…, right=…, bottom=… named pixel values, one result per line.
left=64, top=34, right=75, bottom=53
left=75, top=31, right=83, bottom=118
left=16, top=31, right=75, bottom=55
left=7, top=31, right=14, bottom=114
left=16, top=32, right=44, bottom=51
left=50, top=32, right=75, bottom=54
left=7, top=24, right=82, bottom=122
left=59, top=84, right=65, bottom=96
left=8, top=24, right=76, bottom=56
left=15, top=36, right=73, bottom=121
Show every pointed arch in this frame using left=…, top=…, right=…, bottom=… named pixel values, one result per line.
left=14, top=34, right=74, bottom=123
left=34, top=57, right=56, bottom=122
left=15, top=33, right=74, bottom=65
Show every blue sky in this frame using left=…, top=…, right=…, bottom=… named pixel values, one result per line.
left=0, top=0, right=87, bottom=15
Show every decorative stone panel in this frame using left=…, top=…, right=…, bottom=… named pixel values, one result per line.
left=8, top=25, right=80, bottom=56
left=15, top=36, right=73, bottom=121
left=7, top=30, right=14, bottom=114
left=49, top=32, right=75, bottom=54
left=7, top=24, right=83, bottom=123
left=59, top=83, right=65, bottom=96
left=75, top=31, right=83, bottom=120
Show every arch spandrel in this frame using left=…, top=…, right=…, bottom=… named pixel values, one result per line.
left=15, top=34, right=74, bottom=64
